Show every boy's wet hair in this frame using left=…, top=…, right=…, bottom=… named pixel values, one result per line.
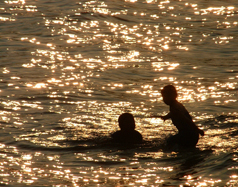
left=118, top=113, right=135, bottom=131
left=161, top=85, right=178, bottom=99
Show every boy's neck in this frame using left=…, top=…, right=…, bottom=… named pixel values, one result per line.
left=168, top=99, right=177, bottom=106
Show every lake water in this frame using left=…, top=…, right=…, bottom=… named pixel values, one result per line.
left=0, top=0, right=238, bottom=186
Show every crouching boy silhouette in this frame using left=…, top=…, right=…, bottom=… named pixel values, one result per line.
left=158, top=85, right=204, bottom=148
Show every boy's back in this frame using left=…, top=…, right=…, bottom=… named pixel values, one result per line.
left=169, top=101, right=196, bottom=132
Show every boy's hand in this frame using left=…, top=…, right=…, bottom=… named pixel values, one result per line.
left=198, top=129, right=205, bottom=136
left=159, top=116, right=166, bottom=121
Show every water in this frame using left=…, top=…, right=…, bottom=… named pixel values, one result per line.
left=0, top=0, right=238, bottom=186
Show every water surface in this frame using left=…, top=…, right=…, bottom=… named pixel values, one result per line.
left=0, top=0, right=238, bottom=186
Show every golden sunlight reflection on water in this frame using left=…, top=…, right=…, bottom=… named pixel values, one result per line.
left=0, top=0, right=238, bottom=186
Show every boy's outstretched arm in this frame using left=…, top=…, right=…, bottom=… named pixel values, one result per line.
left=160, top=112, right=172, bottom=121
left=150, top=112, right=171, bottom=121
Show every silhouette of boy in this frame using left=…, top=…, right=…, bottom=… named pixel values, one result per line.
left=159, top=85, right=204, bottom=148
left=111, top=113, right=143, bottom=144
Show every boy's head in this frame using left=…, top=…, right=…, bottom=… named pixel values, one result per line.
left=118, top=113, right=135, bottom=131
left=161, top=85, right=178, bottom=105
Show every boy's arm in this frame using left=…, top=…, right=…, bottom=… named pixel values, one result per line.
left=161, top=112, right=172, bottom=121
left=150, top=112, right=171, bottom=121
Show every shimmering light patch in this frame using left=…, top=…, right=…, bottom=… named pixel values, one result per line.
left=135, top=152, right=164, bottom=159
left=177, top=46, right=189, bottom=51
left=2, top=101, right=21, bottom=111
left=127, top=50, right=140, bottom=59
left=135, top=178, right=148, bottom=184
left=22, top=154, right=32, bottom=161
left=152, top=62, right=164, bottom=71
left=48, top=135, right=66, bottom=141
left=125, top=0, right=137, bottom=2
left=168, top=63, right=179, bottom=70
left=25, top=5, right=37, bottom=12
left=4, top=0, right=25, bottom=4
left=230, top=175, right=238, bottom=179
left=2, top=68, right=10, bottom=74
left=162, top=44, right=169, bottom=50
left=22, top=101, right=43, bottom=110
left=145, top=0, right=154, bottom=3
left=197, top=179, right=222, bottom=186
left=201, top=6, right=235, bottom=16
left=214, top=36, right=234, bottom=44
left=33, top=83, right=47, bottom=89
left=47, top=78, right=61, bottom=84
left=0, top=16, right=15, bottom=21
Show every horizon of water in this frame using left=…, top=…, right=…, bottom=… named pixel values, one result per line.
left=0, top=0, right=238, bottom=186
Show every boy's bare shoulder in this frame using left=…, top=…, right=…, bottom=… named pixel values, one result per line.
left=170, top=101, right=186, bottom=112
left=111, top=130, right=142, bottom=144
